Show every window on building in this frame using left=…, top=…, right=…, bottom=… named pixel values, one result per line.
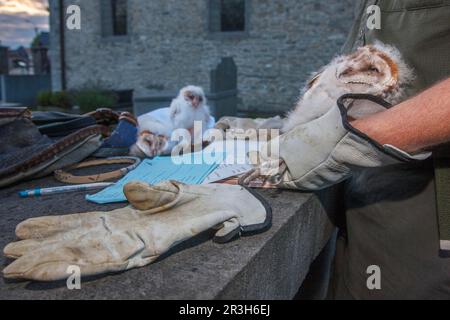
left=101, top=0, right=128, bottom=37
left=210, top=0, right=247, bottom=33
left=111, top=0, right=127, bottom=35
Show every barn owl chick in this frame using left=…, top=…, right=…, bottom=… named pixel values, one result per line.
left=282, top=42, right=415, bottom=133
left=130, top=85, right=213, bottom=158
left=170, top=85, right=212, bottom=132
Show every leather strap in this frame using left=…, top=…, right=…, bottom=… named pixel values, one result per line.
left=54, top=157, right=141, bottom=184
left=0, top=107, right=31, bottom=119
left=38, top=116, right=98, bottom=137
left=119, top=112, right=138, bottom=127
left=0, top=107, right=32, bottom=126
left=86, top=108, right=120, bottom=125
left=0, top=124, right=109, bottom=179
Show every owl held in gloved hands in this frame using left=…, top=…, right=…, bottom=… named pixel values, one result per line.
left=242, top=42, right=418, bottom=188
left=282, top=42, right=415, bottom=133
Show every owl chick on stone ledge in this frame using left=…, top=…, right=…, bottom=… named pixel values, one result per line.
left=130, top=85, right=214, bottom=158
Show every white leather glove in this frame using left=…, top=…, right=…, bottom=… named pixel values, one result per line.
left=3, top=181, right=271, bottom=281
left=241, top=94, right=431, bottom=190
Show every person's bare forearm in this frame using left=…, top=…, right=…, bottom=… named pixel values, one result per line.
left=352, top=78, right=450, bottom=154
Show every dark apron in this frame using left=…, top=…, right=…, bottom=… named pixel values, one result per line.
left=331, top=0, right=450, bottom=299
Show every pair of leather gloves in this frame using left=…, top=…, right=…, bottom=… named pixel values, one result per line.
left=3, top=181, right=271, bottom=281
left=241, top=94, right=431, bottom=190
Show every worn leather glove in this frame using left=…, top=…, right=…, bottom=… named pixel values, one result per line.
left=241, top=94, right=431, bottom=190
left=3, top=181, right=271, bottom=281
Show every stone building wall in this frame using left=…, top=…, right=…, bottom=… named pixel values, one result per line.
left=51, top=0, right=355, bottom=113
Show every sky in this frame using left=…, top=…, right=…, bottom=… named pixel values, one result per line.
left=0, top=0, right=49, bottom=49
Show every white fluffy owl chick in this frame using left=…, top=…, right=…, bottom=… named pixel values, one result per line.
left=170, top=85, right=212, bottom=131
left=282, top=42, right=415, bottom=133
left=130, top=85, right=213, bottom=158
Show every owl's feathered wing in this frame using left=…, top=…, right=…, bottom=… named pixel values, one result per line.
left=137, top=108, right=174, bottom=138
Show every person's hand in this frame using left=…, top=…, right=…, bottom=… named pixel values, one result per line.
left=241, top=94, right=431, bottom=191
left=239, top=159, right=286, bottom=187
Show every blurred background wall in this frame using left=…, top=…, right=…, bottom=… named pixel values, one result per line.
left=50, top=0, right=355, bottom=114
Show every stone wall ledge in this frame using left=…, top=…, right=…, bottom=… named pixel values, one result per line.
left=0, top=176, right=336, bottom=300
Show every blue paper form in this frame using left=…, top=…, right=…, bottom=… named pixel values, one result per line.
left=86, top=152, right=222, bottom=204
